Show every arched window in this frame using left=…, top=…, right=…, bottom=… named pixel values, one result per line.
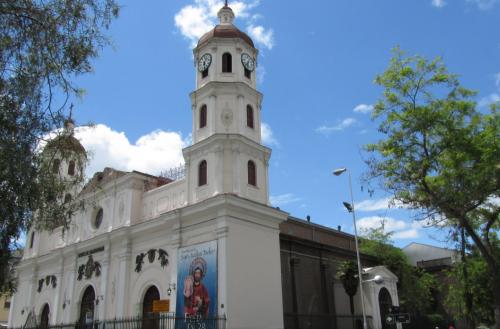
left=68, top=160, right=75, bottom=176
left=222, top=53, right=232, bottom=73
left=246, top=105, right=254, bottom=128
left=198, top=160, right=207, bottom=186
left=40, top=304, right=50, bottom=329
left=29, top=232, right=35, bottom=249
left=52, top=159, right=60, bottom=174
left=64, top=194, right=72, bottom=204
left=142, top=286, right=160, bottom=329
left=79, top=286, right=95, bottom=326
left=248, top=160, right=256, bottom=186
left=200, top=105, right=207, bottom=128
left=94, top=208, right=103, bottom=229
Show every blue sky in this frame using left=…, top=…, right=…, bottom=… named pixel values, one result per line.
left=65, top=0, right=499, bottom=248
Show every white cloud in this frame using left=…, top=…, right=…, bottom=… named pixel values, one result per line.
left=247, top=25, right=274, bottom=49
left=270, top=193, right=302, bottom=207
left=466, top=0, right=497, bottom=10
left=356, top=197, right=393, bottom=212
left=261, top=122, right=279, bottom=146
left=357, top=216, right=407, bottom=231
left=357, top=216, right=422, bottom=240
left=478, top=93, right=500, bottom=107
left=256, top=65, right=266, bottom=84
left=174, top=0, right=273, bottom=50
left=431, top=0, right=447, bottom=7
left=393, top=229, right=420, bottom=239
left=353, top=103, right=374, bottom=114
left=174, top=5, right=214, bottom=45
left=75, top=124, right=188, bottom=178
left=315, top=118, right=357, bottom=135
left=356, top=197, right=405, bottom=212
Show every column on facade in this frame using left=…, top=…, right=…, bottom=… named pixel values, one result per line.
left=237, top=94, right=244, bottom=135
left=209, top=95, right=216, bottom=137
left=65, top=249, right=78, bottom=324
left=215, top=226, right=228, bottom=317
left=263, top=155, right=270, bottom=204
left=114, top=237, right=131, bottom=318
left=98, top=241, right=111, bottom=320
left=168, top=216, right=182, bottom=314
left=52, top=255, right=64, bottom=324
left=214, top=145, right=224, bottom=195
left=27, top=264, right=39, bottom=317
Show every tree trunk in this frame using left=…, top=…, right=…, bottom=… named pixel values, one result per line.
left=460, top=227, right=475, bottom=329
left=494, top=277, right=500, bottom=329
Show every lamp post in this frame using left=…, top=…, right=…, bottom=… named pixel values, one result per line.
left=333, top=167, right=367, bottom=329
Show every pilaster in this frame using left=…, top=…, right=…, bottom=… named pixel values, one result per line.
left=215, top=226, right=229, bottom=316
left=52, top=255, right=64, bottom=323
left=115, top=237, right=132, bottom=317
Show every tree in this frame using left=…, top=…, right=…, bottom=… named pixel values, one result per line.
left=359, top=224, right=436, bottom=317
left=445, top=233, right=497, bottom=327
left=0, top=0, right=119, bottom=294
left=365, top=48, right=500, bottom=329
left=336, top=260, right=359, bottom=328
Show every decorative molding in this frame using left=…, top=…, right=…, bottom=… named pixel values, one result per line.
left=77, top=255, right=101, bottom=281
left=37, top=275, right=57, bottom=292
left=134, top=248, right=169, bottom=273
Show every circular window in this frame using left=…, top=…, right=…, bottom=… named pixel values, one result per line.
left=94, top=208, right=103, bottom=229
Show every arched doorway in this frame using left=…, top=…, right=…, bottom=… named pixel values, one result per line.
left=40, top=304, right=50, bottom=329
left=142, top=286, right=160, bottom=329
left=379, top=287, right=393, bottom=329
left=79, top=286, right=96, bottom=328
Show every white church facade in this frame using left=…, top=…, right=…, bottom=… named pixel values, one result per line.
left=9, top=4, right=400, bottom=329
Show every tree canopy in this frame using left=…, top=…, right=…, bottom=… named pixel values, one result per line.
left=365, top=47, right=500, bottom=329
left=0, top=0, right=119, bottom=294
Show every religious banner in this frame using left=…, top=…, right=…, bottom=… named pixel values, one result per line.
left=176, top=240, right=218, bottom=325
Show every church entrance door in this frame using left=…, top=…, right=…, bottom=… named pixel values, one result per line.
left=378, top=287, right=392, bottom=329
left=40, top=304, right=50, bottom=329
left=79, top=286, right=96, bottom=328
left=142, top=286, right=160, bottom=329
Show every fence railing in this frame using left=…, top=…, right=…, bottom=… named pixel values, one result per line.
left=283, top=313, right=374, bottom=329
left=11, top=314, right=226, bottom=329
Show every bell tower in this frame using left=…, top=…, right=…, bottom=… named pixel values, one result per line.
left=183, top=3, right=270, bottom=206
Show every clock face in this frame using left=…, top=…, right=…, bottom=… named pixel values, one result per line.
left=198, top=53, right=212, bottom=72
left=241, top=53, right=255, bottom=72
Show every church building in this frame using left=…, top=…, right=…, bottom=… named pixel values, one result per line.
left=8, top=4, right=399, bottom=329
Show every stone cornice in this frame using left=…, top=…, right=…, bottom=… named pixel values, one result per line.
left=183, top=133, right=271, bottom=159
left=190, top=81, right=262, bottom=105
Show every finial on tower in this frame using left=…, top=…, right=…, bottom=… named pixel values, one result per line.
left=218, top=1, right=235, bottom=25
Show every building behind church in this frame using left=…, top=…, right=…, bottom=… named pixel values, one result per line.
left=8, top=4, right=400, bottom=329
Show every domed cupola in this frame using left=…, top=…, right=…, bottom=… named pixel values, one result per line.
left=197, top=2, right=255, bottom=49
left=45, top=119, right=86, bottom=156
left=44, top=118, right=87, bottom=183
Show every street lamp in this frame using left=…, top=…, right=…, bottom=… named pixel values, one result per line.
left=333, top=167, right=368, bottom=329
left=364, top=275, right=384, bottom=285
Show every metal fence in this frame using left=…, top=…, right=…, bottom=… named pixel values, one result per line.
left=11, top=314, right=226, bottom=329
left=283, top=313, right=374, bottom=329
